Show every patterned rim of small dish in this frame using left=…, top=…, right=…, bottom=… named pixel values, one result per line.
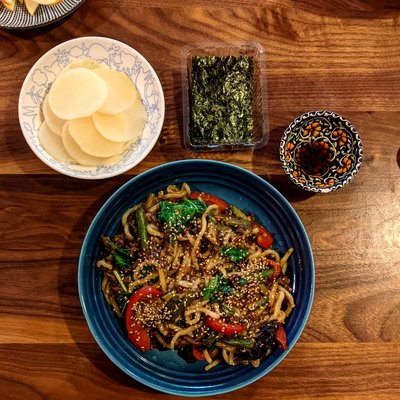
left=279, top=110, right=363, bottom=193
left=0, top=0, right=85, bottom=30
left=18, top=36, right=165, bottom=179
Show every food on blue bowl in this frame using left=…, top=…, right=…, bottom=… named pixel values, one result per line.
left=96, top=182, right=295, bottom=370
left=189, top=55, right=254, bottom=146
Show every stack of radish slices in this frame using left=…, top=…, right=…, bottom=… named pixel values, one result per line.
left=39, top=59, right=147, bottom=167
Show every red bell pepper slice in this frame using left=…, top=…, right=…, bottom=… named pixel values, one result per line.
left=266, top=258, right=281, bottom=279
left=275, top=323, right=288, bottom=350
left=206, top=316, right=246, bottom=336
left=190, top=192, right=229, bottom=211
left=254, top=222, right=274, bottom=249
left=192, top=345, right=205, bottom=361
left=130, top=285, right=161, bottom=304
left=125, top=286, right=162, bottom=351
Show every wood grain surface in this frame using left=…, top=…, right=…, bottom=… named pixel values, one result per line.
left=0, top=1, right=400, bottom=399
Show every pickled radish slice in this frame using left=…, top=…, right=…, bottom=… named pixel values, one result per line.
left=61, top=123, right=120, bottom=167
left=42, top=95, right=65, bottom=137
left=38, top=121, right=74, bottom=163
left=92, top=101, right=147, bottom=143
left=48, top=67, right=108, bottom=119
left=67, top=117, right=125, bottom=157
left=94, top=67, right=139, bottom=115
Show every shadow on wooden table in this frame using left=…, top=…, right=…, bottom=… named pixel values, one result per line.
left=53, top=176, right=157, bottom=394
left=397, top=147, right=400, bottom=169
left=255, top=124, right=317, bottom=202
left=297, top=0, right=400, bottom=19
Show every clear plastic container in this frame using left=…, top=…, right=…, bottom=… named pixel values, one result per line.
left=181, top=41, right=269, bottom=152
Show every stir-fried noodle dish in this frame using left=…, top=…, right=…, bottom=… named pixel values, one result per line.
left=96, top=183, right=295, bottom=370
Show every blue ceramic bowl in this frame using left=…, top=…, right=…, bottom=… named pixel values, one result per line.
left=78, top=160, right=314, bottom=396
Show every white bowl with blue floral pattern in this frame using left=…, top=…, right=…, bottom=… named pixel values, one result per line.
left=18, top=36, right=165, bottom=179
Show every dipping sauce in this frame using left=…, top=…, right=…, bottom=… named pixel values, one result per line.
left=295, top=139, right=335, bottom=176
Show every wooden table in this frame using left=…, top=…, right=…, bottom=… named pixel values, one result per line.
left=1, top=1, right=399, bottom=399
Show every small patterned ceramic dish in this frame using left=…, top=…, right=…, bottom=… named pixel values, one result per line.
left=279, top=110, right=363, bottom=193
left=18, top=36, right=165, bottom=180
left=0, top=0, right=85, bottom=30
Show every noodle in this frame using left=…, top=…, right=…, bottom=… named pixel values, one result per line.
left=203, top=349, right=213, bottom=364
left=191, top=204, right=219, bottom=269
left=170, top=323, right=201, bottom=349
left=121, top=204, right=140, bottom=241
left=269, top=291, right=285, bottom=321
left=158, top=268, right=167, bottom=292
left=205, top=359, right=220, bottom=371
left=281, top=247, right=294, bottom=274
left=129, top=272, right=159, bottom=290
left=147, top=223, right=164, bottom=238
left=97, top=259, right=113, bottom=270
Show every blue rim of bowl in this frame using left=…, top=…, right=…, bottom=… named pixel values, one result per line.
left=279, top=110, right=363, bottom=193
left=78, top=160, right=315, bottom=396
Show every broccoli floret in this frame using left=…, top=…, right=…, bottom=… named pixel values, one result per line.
left=157, top=198, right=207, bottom=233
left=220, top=245, right=249, bottom=262
left=202, top=273, right=232, bottom=302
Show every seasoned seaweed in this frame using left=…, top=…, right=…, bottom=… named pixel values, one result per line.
left=189, top=55, right=254, bottom=146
